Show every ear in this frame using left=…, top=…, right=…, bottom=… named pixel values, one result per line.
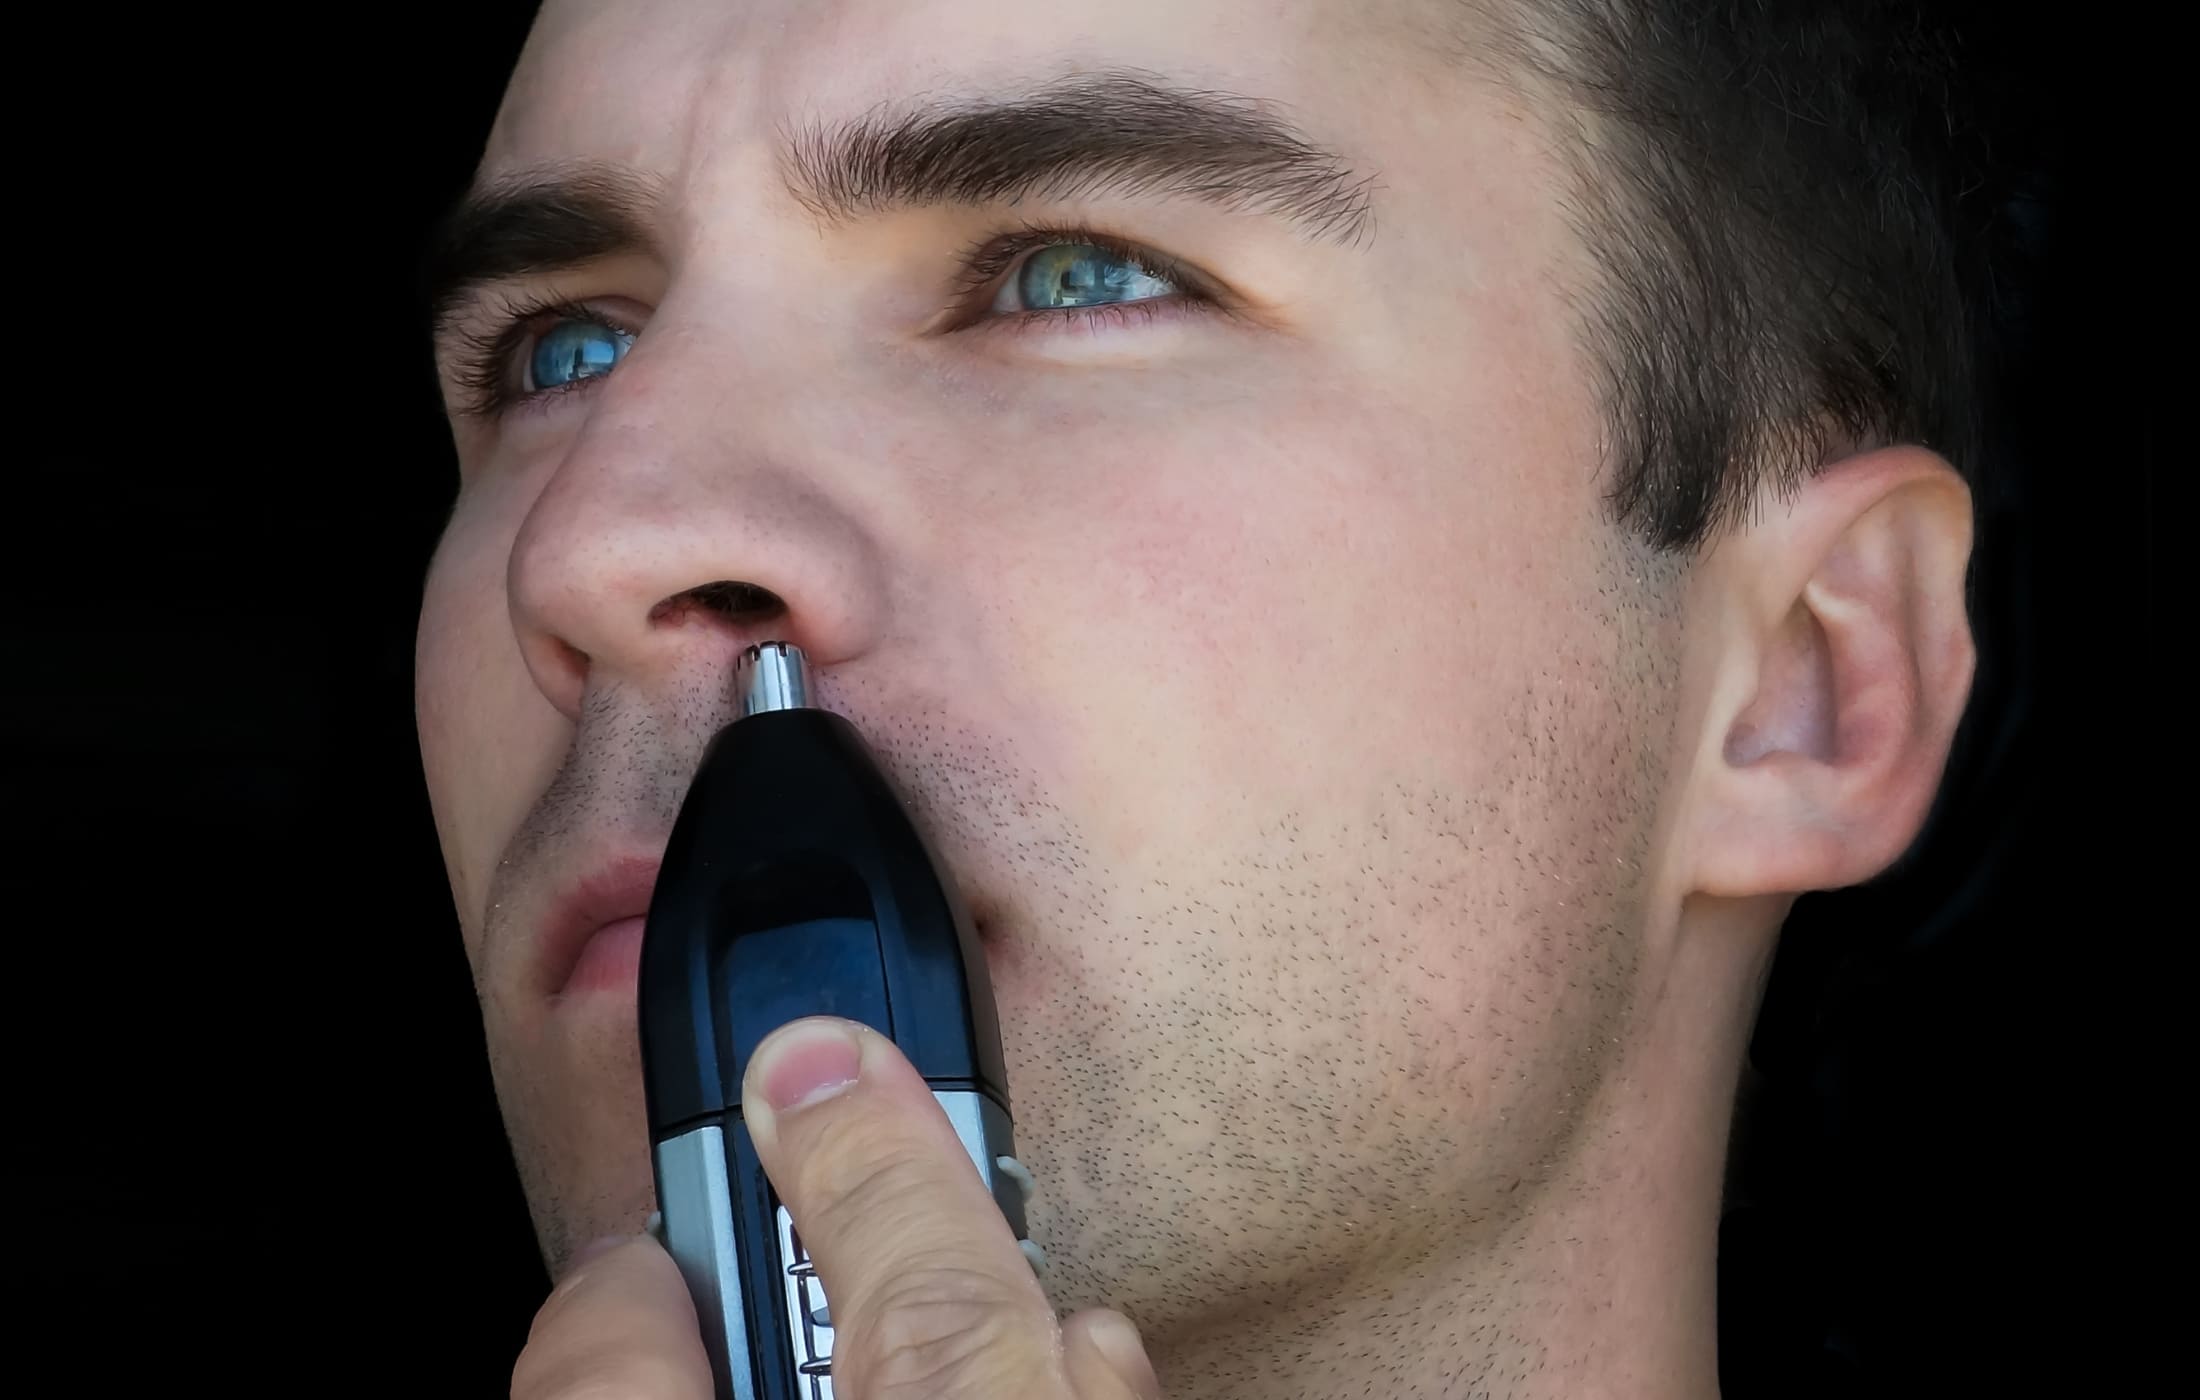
left=1682, top=445, right=1977, bottom=899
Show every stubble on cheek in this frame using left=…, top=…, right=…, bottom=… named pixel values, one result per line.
left=464, top=682, right=735, bottom=1277
left=971, top=564, right=1683, bottom=1350
left=482, top=995, right=657, bottom=1277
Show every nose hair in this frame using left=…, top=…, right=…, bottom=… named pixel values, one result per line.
left=625, top=577, right=795, bottom=684
left=647, top=579, right=787, bottom=632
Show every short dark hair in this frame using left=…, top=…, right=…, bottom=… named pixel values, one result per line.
left=1465, top=0, right=1990, bottom=552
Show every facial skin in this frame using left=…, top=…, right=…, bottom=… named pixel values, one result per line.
left=415, top=1, right=1977, bottom=1395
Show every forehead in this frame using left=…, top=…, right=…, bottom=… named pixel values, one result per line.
left=486, top=0, right=1453, bottom=178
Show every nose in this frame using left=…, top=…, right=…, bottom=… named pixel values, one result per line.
left=503, top=334, right=885, bottom=722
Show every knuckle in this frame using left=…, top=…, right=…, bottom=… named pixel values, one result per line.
left=782, top=1115, right=1051, bottom=1394
left=844, top=1266, right=1039, bottom=1400
left=799, top=1127, right=943, bottom=1238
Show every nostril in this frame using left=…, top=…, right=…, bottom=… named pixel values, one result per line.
left=650, top=580, right=788, bottom=629
left=690, top=580, right=787, bottom=622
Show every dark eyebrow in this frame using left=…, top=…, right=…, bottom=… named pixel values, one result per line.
left=422, top=163, right=665, bottom=340
left=423, top=71, right=1375, bottom=338
left=782, top=71, right=1375, bottom=243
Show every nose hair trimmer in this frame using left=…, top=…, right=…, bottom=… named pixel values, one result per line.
left=638, top=641, right=1036, bottom=1400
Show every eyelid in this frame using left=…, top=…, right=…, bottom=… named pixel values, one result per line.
left=939, top=223, right=1227, bottom=333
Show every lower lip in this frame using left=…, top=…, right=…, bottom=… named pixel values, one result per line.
left=562, top=916, right=646, bottom=997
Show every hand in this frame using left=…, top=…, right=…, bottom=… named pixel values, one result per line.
left=512, top=1015, right=1162, bottom=1399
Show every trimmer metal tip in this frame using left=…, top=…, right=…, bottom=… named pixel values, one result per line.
left=736, top=641, right=811, bottom=716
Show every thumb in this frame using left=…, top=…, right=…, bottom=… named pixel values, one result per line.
left=742, top=1016, right=1159, bottom=1399
left=510, top=1233, right=713, bottom=1400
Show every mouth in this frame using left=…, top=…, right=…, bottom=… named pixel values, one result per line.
left=539, top=851, right=663, bottom=1000
left=529, top=821, right=1007, bottom=1006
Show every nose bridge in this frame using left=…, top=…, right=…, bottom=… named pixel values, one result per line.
left=504, top=310, right=886, bottom=721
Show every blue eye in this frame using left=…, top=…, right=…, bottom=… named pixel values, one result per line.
left=529, top=318, right=633, bottom=392
left=995, top=243, right=1180, bottom=314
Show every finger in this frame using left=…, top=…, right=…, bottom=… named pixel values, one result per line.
left=1063, top=1310, right=1166, bottom=1400
left=510, top=1233, right=713, bottom=1400
left=742, top=1016, right=1068, bottom=1398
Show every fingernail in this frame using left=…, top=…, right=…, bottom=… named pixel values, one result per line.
left=751, top=1017, right=864, bottom=1113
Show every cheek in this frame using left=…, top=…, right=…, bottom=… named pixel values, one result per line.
left=967, top=356, right=1606, bottom=866
left=415, top=499, right=567, bottom=935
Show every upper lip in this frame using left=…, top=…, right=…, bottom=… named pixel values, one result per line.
left=537, top=850, right=663, bottom=995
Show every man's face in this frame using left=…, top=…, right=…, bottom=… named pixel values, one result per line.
left=418, top=0, right=1691, bottom=1353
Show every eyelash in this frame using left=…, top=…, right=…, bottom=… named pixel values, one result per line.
left=445, top=224, right=1212, bottom=421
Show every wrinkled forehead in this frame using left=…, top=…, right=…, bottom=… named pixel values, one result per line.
left=484, top=0, right=1447, bottom=180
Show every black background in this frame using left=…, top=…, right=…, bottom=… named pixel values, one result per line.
left=14, top=5, right=2151, bottom=1396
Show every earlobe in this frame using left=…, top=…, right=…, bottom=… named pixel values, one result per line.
left=1687, top=446, right=1977, bottom=900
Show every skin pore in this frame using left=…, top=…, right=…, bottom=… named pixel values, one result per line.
left=414, top=2, right=1976, bottom=1396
